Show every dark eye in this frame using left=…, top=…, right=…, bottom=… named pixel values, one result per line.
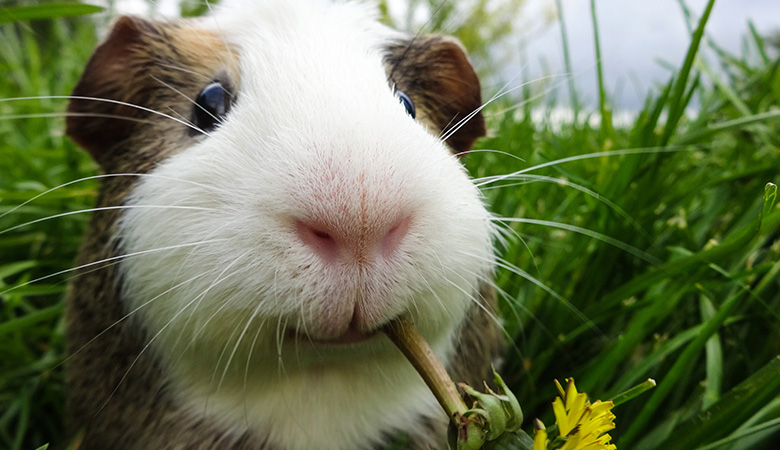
left=192, top=81, right=232, bottom=134
left=396, top=90, right=415, bottom=119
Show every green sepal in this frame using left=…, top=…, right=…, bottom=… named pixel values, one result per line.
left=449, top=412, right=488, bottom=450
left=460, top=383, right=509, bottom=440
left=492, top=367, right=524, bottom=431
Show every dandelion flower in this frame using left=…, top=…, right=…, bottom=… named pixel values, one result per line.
left=532, top=378, right=617, bottom=450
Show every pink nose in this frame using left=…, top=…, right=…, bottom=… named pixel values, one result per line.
left=296, top=216, right=411, bottom=264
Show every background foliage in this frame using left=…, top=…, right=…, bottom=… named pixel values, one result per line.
left=0, top=1, right=779, bottom=449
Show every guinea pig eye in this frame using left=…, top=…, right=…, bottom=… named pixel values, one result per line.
left=192, top=81, right=232, bottom=134
left=395, top=90, right=416, bottom=119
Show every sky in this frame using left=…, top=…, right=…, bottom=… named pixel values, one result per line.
left=515, top=0, right=780, bottom=109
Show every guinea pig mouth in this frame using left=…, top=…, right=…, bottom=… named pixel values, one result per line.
left=286, top=322, right=381, bottom=346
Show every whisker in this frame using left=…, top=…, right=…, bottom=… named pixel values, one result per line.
left=458, top=148, right=527, bottom=162
left=165, top=105, right=201, bottom=134
left=202, top=0, right=238, bottom=74
left=271, top=269, right=292, bottom=382
left=440, top=266, right=531, bottom=364
left=216, top=295, right=268, bottom=396
left=243, top=316, right=267, bottom=426
left=418, top=269, right=452, bottom=322
left=163, top=221, right=236, bottom=299
left=0, top=173, right=231, bottom=222
left=484, top=51, right=607, bottom=120
left=0, top=112, right=155, bottom=123
left=440, top=74, right=567, bottom=144
left=1, top=205, right=214, bottom=237
left=438, top=81, right=515, bottom=144
left=293, top=313, right=305, bottom=369
left=276, top=315, right=288, bottom=379
left=433, top=267, right=536, bottom=377
left=208, top=322, right=243, bottom=403
left=436, top=63, right=528, bottom=144
left=93, top=264, right=245, bottom=416
left=387, top=0, right=447, bottom=82
left=165, top=254, right=254, bottom=371
left=436, top=264, right=504, bottom=332
left=0, top=238, right=227, bottom=298
left=474, top=146, right=688, bottom=187
left=485, top=71, right=578, bottom=119
left=466, top=269, right=554, bottom=379
left=61, top=269, right=218, bottom=368
left=493, top=217, right=661, bottom=265
left=186, top=265, right=254, bottom=347
left=298, top=292, right=324, bottom=362
left=427, top=249, right=463, bottom=318
left=418, top=74, right=545, bottom=165
left=480, top=174, right=649, bottom=240
left=152, top=74, right=217, bottom=131
left=491, top=218, right=541, bottom=275
left=150, top=260, right=254, bottom=398
left=0, top=95, right=210, bottom=136
left=157, top=62, right=216, bottom=83
left=458, top=249, right=600, bottom=334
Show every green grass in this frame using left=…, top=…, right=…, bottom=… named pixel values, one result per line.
left=1, top=2, right=779, bottom=449
left=468, top=1, right=780, bottom=446
left=0, top=13, right=97, bottom=449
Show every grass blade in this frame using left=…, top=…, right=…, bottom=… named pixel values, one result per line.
left=660, top=0, right=716, bottom=145
left=0, top=4, right=103, bottom=24
left=660, top=356, right=780, bottom=450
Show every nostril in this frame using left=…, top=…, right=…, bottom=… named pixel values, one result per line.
left=381, top=216, right=411, bottom=257
left=297, top=221, right=340, bottom=262
left=313, top=229, right=331, bottom=240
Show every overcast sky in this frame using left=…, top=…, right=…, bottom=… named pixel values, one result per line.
left=514, top=0, right=780, bottom=109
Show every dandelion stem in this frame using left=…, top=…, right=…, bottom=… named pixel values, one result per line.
left=382, top=317, right=468, bottom=418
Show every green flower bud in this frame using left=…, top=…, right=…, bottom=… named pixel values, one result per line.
left=460, top=383, right=509, bottom=440
left=493, top=368, right=524, bottom=432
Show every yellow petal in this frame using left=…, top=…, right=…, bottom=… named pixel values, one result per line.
left=597, top=434, right=614, bottom=444
left=565, top=378, right=579, bottom=409
left=575, top=433, right=615, bottom=450
left=555, top=379, right=566, bottom=398
left=588, top=400, right=614, bottom=416
left=582, top=423, right=615, bottom=440
left=552, top=397, right=572, bottom=435
left=569, top=392, right=588, bottom=424
left=560, top=435, right=582, bottom=450
left=533, top=429, right=548, bottom=450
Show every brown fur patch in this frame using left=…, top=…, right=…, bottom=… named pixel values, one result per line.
left=384, top=36, right=486, bottom=155
left=66, top=16, right=239, bottom=170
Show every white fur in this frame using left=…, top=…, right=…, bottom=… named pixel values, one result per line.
left=118, top=1, right=494, bottom=449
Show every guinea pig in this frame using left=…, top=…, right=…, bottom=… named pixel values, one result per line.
left=64, top=1, right=504, bottom=449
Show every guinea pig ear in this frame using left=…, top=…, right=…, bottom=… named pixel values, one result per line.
left=66, top=16, right=157, bottom=166
left=384, top=36, right=486, bottom=155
